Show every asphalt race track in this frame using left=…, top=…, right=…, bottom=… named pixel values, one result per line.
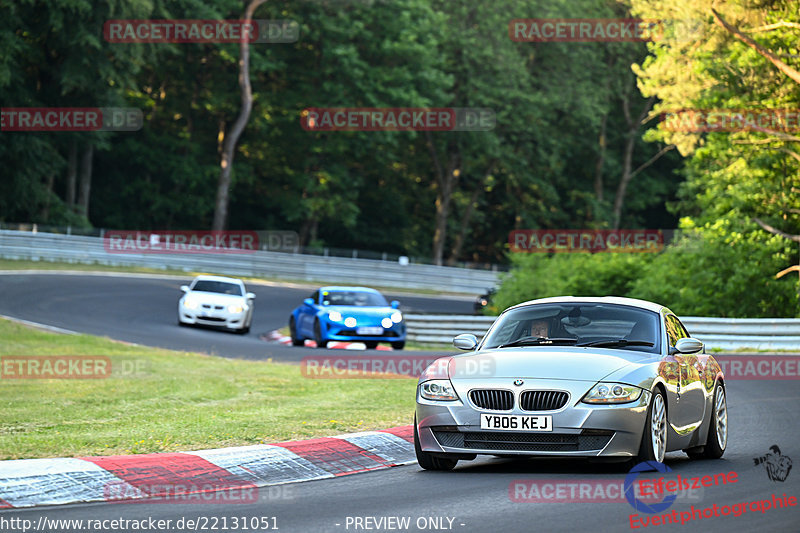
left=0, top=272, right=472, bottom=362
left=1, top=380, right=798, bottom=532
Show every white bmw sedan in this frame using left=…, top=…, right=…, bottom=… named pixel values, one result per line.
left=178, top=275, right=255, bottom=334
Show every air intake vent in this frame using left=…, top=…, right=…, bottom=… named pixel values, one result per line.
left=469, top=389, right=514, bottom=411
left=519, top=390, right=569, bottom=411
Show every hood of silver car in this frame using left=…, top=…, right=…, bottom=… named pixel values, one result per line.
left=450, top=347, right=652, bottom=382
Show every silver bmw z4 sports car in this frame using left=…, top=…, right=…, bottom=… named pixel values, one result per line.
left=414, top=296, right=727, bottom=470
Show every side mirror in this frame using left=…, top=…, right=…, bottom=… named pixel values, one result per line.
left=246, top=292, right=256, bottom=300
left=453, top=333, right=478, bottom=351
left=390, top=300, right=400, bottom=309
left=674, top=337, right=704, bottom=354
left=180, top=285, right=190, bottom=293
left=304, top=298, right=315, bottom=307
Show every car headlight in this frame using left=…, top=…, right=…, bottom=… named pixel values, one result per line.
left=381, top=317, right=393, bottom=329
left=328, top=311, right=343, bottom=322
left=419, top=379, right=459, bottom=401
left=183, top=298, right=199, bottom=310
left=228, top=304, right=244, bottom=313
left=344, top=317, right=357, bottom=328
left=581, top=382, right=643, bottom=404
left=390, top=311, right=403, bottom=323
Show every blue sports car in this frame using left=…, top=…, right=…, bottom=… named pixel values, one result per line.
left=289, top=286, right=406, bottom=349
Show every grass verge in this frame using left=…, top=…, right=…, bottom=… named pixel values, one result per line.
left=0, top=258, right=193, bottom=277
left=0, top=318, right=417, bottom=460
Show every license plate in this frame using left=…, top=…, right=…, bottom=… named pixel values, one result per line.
left=357, top=327, right=383, bottom=335
left=480, top=414, right=552, bottom=432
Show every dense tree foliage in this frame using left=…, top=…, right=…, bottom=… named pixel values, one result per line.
left=1, top=0, right=681, bottom=264
left=495, top=0, right=800, bottom=316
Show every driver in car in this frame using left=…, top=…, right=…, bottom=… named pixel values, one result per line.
left=531, top=320, right=550, bottom=337
left=528, top=318, right=551, bottom=338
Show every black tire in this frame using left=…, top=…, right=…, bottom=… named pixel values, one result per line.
left=289, top=317, right=304, bottom=346
left=314, top=319, right=328, bottom=349
left=635, top=388, right=667, bottom=464
left=391, top=341, right=405, bottom=350
left=687, top=382, right=727, bottom=460
left=178, top=320, right=188, bottom=327
left=364, top=341, right=379, bottom=349
left=414, top=416, right=457, bottom=471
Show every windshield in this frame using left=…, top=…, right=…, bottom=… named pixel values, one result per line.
left=191, top=280, right=243, bottom=296
left=481, top=303, right=660, bottom=354
left=322, top=290, right=388, bottom=307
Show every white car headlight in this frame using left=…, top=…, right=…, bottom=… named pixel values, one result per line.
left=328, top=311, right=343, bottom=322
left=582, top=382, right=643, bottom=404
left=381, top=317, right=393, bottom=329
left=183, top=298, right=199, bottom=310
left=419, top=379, right=459, bottom=401
left=390, top=311, right=403, bottom=323
left=344, top=317, right=357, bottom=328
left=228, top=304, right=244, bottom=313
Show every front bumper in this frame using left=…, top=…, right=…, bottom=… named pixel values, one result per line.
left=416, top=379, right=650, bottom=457
left=179, top=306, right=247, bottom=329
left=323, top=321, right=406, bottom=342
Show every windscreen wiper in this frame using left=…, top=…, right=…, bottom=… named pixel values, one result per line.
left=577, top=339, right=654, bottom=348
left=497, top=336, right=578, bottom=348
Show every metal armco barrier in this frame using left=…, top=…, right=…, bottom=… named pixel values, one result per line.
left=0, top=230, right=500, bottom=294
left=405, top=314, right=800, bottom=351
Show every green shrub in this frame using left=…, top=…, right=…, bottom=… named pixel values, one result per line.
left=494, top=222, right=799, bottom=317
left=493, top=252, right=652, bottom=313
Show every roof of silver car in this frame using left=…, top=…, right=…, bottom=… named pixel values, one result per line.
left=506, top=296, right=667, bottom=314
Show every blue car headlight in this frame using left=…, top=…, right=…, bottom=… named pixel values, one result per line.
left=328, top=311, right=342, bottom=322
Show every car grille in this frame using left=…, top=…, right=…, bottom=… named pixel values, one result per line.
left=519, top=390, right=569, bottom=411
left=202, top=304, right=225, bottom=310
left=469, top=389, right=513, bottom=411
left=432, top=429, right=613, bottom=452
left=197, top=317, right=226, bottom=322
